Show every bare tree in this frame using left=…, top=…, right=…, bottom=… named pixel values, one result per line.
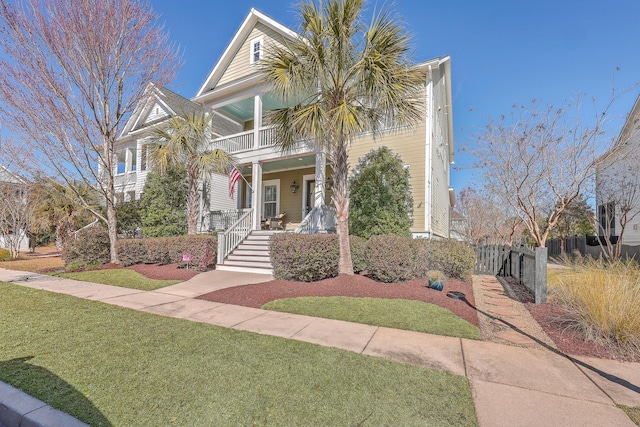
left=0, top=178, right=30, bottom=259
left=472, top=97, right=617, bottom=248
left=457, top=186, right=523, bottom=246
left=0, top=0, right=180, bottom=263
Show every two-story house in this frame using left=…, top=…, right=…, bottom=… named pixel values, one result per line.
left=596, top=94, right=640, bottom=246
left=114, top=8, right=455, bottom=272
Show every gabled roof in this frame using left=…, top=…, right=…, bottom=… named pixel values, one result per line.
left=0, top=165, right=27, bottom=185
left=597, top=93, right=640, bottom=164
left=119, top=83, right=201, bottom=138
left=195, top=8, right=298, bottom=98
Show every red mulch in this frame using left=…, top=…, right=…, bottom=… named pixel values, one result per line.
left=505, top=279, right=636, bottom=361
left=197, top=274, right=479, bottom=327
left=96, top=263, right=200, bottom=281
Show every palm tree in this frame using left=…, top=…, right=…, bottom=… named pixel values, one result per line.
left=261, top=0, right=424, bottom=274
left=148, top=111, right=234, bottom=235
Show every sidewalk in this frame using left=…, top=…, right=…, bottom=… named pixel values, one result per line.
left=1, top=268, right=638, bottom=426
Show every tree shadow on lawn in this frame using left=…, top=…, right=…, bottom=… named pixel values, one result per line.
left=0, top=356, right=112, bottom=426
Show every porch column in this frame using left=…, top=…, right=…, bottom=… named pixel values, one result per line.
left=314, top=150, right=326, bottom=207
left=251, top=161, right=263, bottom=230
left=253, top=93, right=262, bottom=150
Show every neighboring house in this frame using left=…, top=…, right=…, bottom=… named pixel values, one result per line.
left=596, top=94, right=640, bottom=246
left=114, top=8, right=455, bottom=272
left=449, top=209, right=468, bottom=242
left=0, top=165, right=30, bottom=252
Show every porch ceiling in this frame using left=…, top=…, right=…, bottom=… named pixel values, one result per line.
left=219, top=92, right=300, bottom=122
left=240, top=154, right=324, bottom=176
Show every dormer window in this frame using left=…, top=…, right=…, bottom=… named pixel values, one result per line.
left=250, top=36, right=263, bottom=65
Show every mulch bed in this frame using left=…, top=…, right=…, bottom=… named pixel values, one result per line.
left=197, top=274, right=479, bottom=327
left=97, top=263, right=200, bottom=281
left=506, top=279, right=637, bottom=362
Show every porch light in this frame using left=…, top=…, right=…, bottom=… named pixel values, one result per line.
left=325, top=177, right=333, bottom=191
left=290, top=181, right=299, bottom=193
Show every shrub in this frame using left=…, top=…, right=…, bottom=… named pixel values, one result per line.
left=417, top=239, right=476, bottom=282
left=349, top=147, right=413, bottom=239
left=366, top=235, right=417, bottom=283
left=0, top=248, right=12, bottom=261
left=116, top=239, right=148, bottom=267
left=139, top=167, right=188, bottom=237
left=551, top=258, right=640, bottom=356
left=350, top=235, right=368, bottom=273
left=62, top=226, right=110, bottom=269
left=116, top=235, right=217, bottom=271
left=271, top=234, right=340, bottom=281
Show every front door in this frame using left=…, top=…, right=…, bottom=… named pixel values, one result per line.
left=304, top=179, right=315, bottom=217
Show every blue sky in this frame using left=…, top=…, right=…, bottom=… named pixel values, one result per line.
left=150, top=0, right=640, bottom=190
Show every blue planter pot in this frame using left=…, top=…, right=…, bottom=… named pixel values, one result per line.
left=429, top=280, right=444, bottom=291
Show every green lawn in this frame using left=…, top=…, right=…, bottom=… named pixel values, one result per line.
left=0, top=282, right=478, bottom=426
left=263, top=296, right=482, bottom=340
left=55, top=269, right=180, bottom=291
left=619, top=405, right=640, bottom=426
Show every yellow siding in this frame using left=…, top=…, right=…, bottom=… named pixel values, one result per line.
left=348, top=125, right=427, bottom=232
left=218, top=23, right=286, bottom=87
left=247, top=166, right=334, bottom=224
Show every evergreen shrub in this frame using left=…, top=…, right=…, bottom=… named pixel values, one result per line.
left=366, top=234, right=417, bottom=282
left=62, top=226, right=110, bottom=269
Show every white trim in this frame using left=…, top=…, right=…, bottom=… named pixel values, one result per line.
left=262, top=179, right=280, bottom=219
left=196, top=8, right=299, bottom=97
left=301, top=173, right=315, bottom=217
left=250, top=36, right=264, bottom=65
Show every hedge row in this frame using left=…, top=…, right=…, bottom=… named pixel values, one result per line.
left=117, top=235, right=217, bottom=271
left=270, top=233, right=475, bottom=283
left=270, top=234, right=367, bottom=281
left=62, top=226, right=217, bottom=271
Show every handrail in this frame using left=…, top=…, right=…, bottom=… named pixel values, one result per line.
left=294, top=205, right=336, bottom=234
left=217, top=208, right=254, bottom=264
left=211, top=130, right=254, bottom=153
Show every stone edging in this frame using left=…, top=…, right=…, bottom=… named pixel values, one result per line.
left=0, top=380, right=88, bottom=427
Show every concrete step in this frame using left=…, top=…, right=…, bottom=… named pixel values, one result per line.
left=221, top=259, right=273, bottom=268
left=216, top=264, right=273, bottom=275
left=236, top=244, right=270, bottom=251
left=233, top=249, right=270, bottom=256
left=227, top=254, right=271, bottom=262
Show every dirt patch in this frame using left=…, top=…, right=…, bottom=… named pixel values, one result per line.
left=198, top=274, right=479, bottom=327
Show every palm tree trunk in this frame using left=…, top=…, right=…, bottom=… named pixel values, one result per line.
left=187, top=167, right=200, bottom=235
left=332, top=141, right=353, bottom=275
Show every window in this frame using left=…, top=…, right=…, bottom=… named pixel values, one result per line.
left=130, top=148, right=137, bottom=172
left=140, top=144, right=148, bottom=171
left=262, top=180, right=279, bottom=218
left=250, top=37, right=263, bottom=64
left=598, top=202, right=615, bottom=236
left=116, top=151, right=126, bottom=175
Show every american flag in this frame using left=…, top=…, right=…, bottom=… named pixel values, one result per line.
left=228, top=166, right=241, bottom=199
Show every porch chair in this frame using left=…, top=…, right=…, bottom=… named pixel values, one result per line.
left=267, top=212, right=286, bottom=230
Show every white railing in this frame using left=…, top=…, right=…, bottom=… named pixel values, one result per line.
left=211, top=130, right=254, bottom=153
left=294, top=205, right=337, bottom=234
left=217, top=208, right=254, bottom=264
left=259, top=125, right=277, bottom=147
left=204, top=208, right=252, bottom=232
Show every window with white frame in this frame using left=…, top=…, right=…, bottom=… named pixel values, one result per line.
left=250, top=36, right=263, bottom=65
left=263, top=180, right=279, bottom=218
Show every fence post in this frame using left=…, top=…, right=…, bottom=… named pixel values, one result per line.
left=535, top=247, right=547, bottom=303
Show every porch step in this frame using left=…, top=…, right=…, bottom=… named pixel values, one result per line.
left=227, top=254, right=271, bottom=262
left=218, top=230, right=277, bottom=275
left=220, top=259, right=273, bottom=269
left=216, top=264, right=273, bottom=275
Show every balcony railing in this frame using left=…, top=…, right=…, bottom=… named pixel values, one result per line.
left=211, top=130, right=254, bottom=153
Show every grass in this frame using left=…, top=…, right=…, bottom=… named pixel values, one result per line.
left=548, top=258, right=640, bottom=357
left=54, top=269, right=180, bottom=291
left=0, top=256, right=64, bottom=272
left=263, top=296, right=482, bottom=340
left=619, top=405, right=640, bottom=425
left=0, top=282, right=477, bottom=426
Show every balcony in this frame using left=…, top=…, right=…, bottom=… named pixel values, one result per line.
left=210, top=125, right=314, bottom=157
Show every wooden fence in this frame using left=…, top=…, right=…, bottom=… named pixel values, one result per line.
left=475, top=245, right=547, bottom=303
left=546, top=235, right=640, bottom=259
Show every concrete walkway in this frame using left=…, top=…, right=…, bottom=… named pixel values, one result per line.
left=1, top=269, right=639, bottom=427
